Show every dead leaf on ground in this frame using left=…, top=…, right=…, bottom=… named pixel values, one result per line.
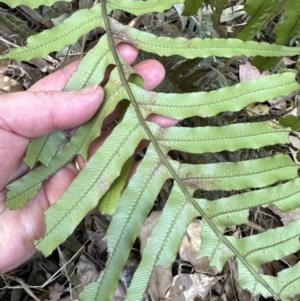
left=9, top=287, right=22, bottom=301
left=239, top=61, right=268, bottom=82
left=282, top=57, right=296, bottom=66
left=179, top=219, right=211, bottom=273
left=139, top=211, right=173, bottom=301
left=79, top=0, right=94, bottom=9
left=113, top=282, right=126, bottom=301
left=268, top=203, right=300, bottom=226
left=0, top=44, right=23, bottom=93
left=148, top=265, right=173, bottom=301
left=139, top=211, right=161, bottom=253
left=289, top=135, right=300, bottom=149
left=59, top=249, right=81, bottom=299
left=164, top=273, right=220, bottom=301
left=229, top=260, right=254, bottom=301
left=45, top=283, right=67, bottom=301
left=77, top=254, right=100, bottom=286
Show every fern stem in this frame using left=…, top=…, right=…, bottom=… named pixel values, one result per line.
left=100, top=0, right=280, bottom=299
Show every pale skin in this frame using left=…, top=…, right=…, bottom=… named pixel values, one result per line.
left=0, top=43, right=177, bottom=274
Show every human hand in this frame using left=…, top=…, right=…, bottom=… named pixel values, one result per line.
left=0, top=43, right=176, bottom=274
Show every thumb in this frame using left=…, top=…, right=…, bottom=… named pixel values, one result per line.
left=0, top=85, right=103, bottom=137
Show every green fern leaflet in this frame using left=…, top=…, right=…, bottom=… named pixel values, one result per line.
left=2, top=0, right=300, bottom=300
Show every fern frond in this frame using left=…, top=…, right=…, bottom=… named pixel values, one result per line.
left=24, top=130, right=67, bottom=168
left=135, top=72, right=300, bottom=118
left=30, top=67, right=298, bottom=249
left=6, top=1, right=300, bottom=300
left=106, top=0, right=184, bottom=15
left=237, top=0, right=286, bottom=41
left=252, top=0, right=300, bottom=71
left=0, top=5, right=104, bottom=61
left=34, top=112, right=143, bottom=255
left=23, top=34, right=114, bottom=169
left=129, top=177, right=300, bottom=300
left=37, top=20, right=300, bottom=300
left=109, top=18, right=300, bottom=58
left=1, top=0, right=71, bottom=9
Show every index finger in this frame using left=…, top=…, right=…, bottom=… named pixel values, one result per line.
left=29, top=43, right=139, bottom=92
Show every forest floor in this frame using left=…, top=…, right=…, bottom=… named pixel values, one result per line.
left=1, top=1, right=300, bottom=301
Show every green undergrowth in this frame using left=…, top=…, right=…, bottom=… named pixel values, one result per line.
left=1, top=0, right=300, bottom=300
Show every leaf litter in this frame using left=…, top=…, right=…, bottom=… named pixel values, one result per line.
left=1, top=1, right=300, bottom=300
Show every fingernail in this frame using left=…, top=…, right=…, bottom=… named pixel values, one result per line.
left=78, top=85, right=98, bottom=94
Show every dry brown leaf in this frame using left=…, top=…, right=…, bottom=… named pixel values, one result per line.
left=179, top=219, right=211, bottom=273
left=113, top=282, right=126, bottom=301
left=139, top=211, right=173, bottom=300
left=0, top=61, right=23, bottom=93
left=239, top=62, right=272, bottom=117
left=229, top=260, right=254, bottom=301
left=239, top=61, right=265, bottom=82
left=268, top=204, right=300, bottom=226
left=164, top=273, right=219, bottom=301
left=282, top=57, right=296, bottom=66
left=77, top=254, right=100, bottom=286
left=289, top=135, right=300, bottom=149
left=139, top=211, right=161, bottom=253
left=79, top=0, right=94, bottom=9
left=149, top=266, right=173, bottom=301
left=121, top=251, right=140, bottom=289
left=10, top=287, right=23, bottom=301
left=45, top=283, right=67, bottom=301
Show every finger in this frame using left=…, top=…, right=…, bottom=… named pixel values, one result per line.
left=147, top=113, right=178, bottom=127
left=29, top=60, right=81, bottom=92
left=0, top=129, right=28, bottom=189
left=132, top=59, right=165, bottom=91
left=102, top=59, right=167, bottom=129
left=0, top=85, right=100, bottom=188
left=76, top=130, right=111, bottom=169
left=134, top=59, right=178, bottom=125
left=124, top=59, right=178, bottom=125
left=29, top=43, right=139, bottom=92
left=117, top=43, right=139, bottom=65
left=0, top=44, right=140, bottom=275
left=77, top=59, right=175, bottom=168
left=0, top=85, right=104, bottom=137
left=100, top=43, right=139, bottom=86
left=0, top=163, right=77, bottom=274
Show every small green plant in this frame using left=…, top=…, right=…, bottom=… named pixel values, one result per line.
left=1, top=0, right=300, bottom=300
